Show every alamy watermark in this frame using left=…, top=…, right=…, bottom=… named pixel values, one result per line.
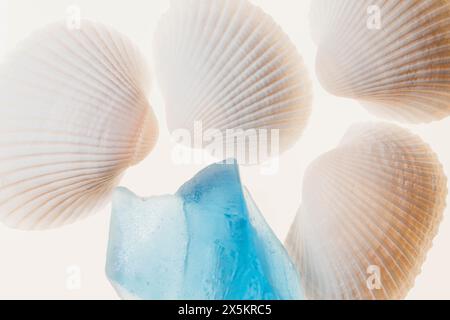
left=171, top=122, right=281, bottom=175
left=367, top=265, right=382, bottom=291
left=66, top=265, right=82, bottom=291
left=66, top=5, right=81, bottom=30
left=367, top=5, right=382, bottom=30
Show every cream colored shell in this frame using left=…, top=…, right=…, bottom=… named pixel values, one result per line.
left=0, top=20, right=158, bottom=230
left=286, top=123, right=448, bottom=300
left=311, top=0, right=450, bottom=123
left=154, top=0, right=312, bottom=163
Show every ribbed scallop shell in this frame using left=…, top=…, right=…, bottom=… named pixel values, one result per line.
left=0, top=20, right=158, bottom=230
left=311, top=0, right=450, bottom=123
left=286, top=122, right=448, bottom=300
left=154, top=0, right=312, bottom=162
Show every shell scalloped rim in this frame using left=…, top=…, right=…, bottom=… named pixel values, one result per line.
left=286, top=122, right=448, bottom=300
left=154, top=0, right=313, bottom=163
left=311, top=0, right=450, bottom=123
left=0, top=20, right=158, bottom=230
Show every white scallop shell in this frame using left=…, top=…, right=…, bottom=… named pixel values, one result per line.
left=311, top=0, right=450, bottom=123
left=154, top=0, right=312, bottom=163
left=286, top=122, right=448, bottom=300
left=0, top=20, right=158, bottom=230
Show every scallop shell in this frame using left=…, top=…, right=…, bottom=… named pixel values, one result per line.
left=154, top=0, right=312, bottom=163
left=311, top=0, right=450, bottom=123
left=0, top=20, right=158, bottom=230
left=286, top=122, right=448, bottom=300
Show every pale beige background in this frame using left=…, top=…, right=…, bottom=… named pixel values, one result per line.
left=0, top=0, right=449, bottom=300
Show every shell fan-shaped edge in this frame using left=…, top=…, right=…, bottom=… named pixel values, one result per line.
left=286, top=122, right=448, bottom=300
left=154, top=0, right=313, bottom=164
left=311, top=0, right=450, bottom=124
left=0, top=20, right=158, bottom=230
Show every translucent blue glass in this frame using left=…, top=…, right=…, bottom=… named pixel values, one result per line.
left=106, top=161, right=303, bottom=300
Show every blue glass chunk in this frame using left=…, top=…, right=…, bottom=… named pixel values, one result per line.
left=106, top=161, right=303, bottom=300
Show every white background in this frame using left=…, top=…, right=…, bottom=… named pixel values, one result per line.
left=0, top=0, right=449, bottom=300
